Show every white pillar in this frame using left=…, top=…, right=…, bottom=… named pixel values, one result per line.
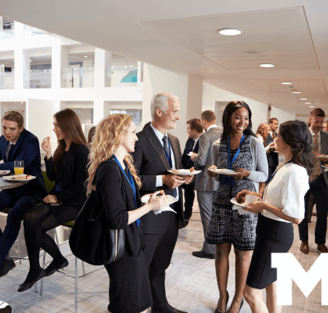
left=51, top=40, right=62, bottom=89
left=93, top=99, right=105, bottom=124
left=94, top=48, right=106, bottom=88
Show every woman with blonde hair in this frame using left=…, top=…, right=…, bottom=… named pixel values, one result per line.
left=255, top=123, right=269, bottom=146
left=87, top=114, right=167, bottom=313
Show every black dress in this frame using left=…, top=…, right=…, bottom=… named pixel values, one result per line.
left=96, top=160, right=152, bottom=313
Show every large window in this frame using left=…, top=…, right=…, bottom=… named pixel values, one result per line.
left=110, top=109, right=142, bottom=126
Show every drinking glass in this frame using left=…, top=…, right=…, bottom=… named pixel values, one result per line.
left=14, top=160, right=24, bottom=175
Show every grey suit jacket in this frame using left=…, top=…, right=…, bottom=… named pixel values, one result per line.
left=193, top=126, right=222, bottom=192
left=320, top=131, right=328, bottom=185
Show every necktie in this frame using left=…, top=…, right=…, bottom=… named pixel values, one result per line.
left=272, top=132, right=276, bottom=140
left=162, top=136, right=177, bottom=197
left=5, top=143, right=13, bottom=162
left=310, top=133, right=321, bottom=181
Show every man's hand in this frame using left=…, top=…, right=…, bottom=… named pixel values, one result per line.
left=184, top=175, right=194, bottom=185
left=208, top=165, right=218, bottom=177
left=190, top=153, right=197, bottom=161
left=162, top=174, right=185, bottom=189
left=43, top=195, right=58, bottom=204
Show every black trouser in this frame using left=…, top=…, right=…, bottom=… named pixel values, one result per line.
left=299, top=175, right=328, bottom=245
left=181, top=180, right=195, bottom=219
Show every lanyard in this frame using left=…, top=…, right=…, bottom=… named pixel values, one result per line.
left=265, top=160, right=292, bottom=187
left=227, top=134, right=245, bottom=169
left=112, top=155, right=140, bottom=227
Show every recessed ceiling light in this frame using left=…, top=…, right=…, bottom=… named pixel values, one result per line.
left=292, top=91, right=301, bottom=94
left=300, top=98, right=307, bottom=100
left=260, top=64, right=275, bottom=68
left=281, top=82, right=292, bottom=85
left=309, top=106, right=315, bottom=108
left=30, top=60, right=32, bottom=62
left=305, top=102, right=311, bottom=105
left=217, top=28, right=242, bottom=36
left=84, top=56, right=88, bottom=58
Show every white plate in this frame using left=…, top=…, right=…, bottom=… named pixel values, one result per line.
left=316, top=155, right=328, bottom=159
left=321, top=165, right=328, bottom=171
left=208, top=168, right=240, bottom=175
left=168, top=169, right=201, bottom=176
left=0, top=170, right=10, bottom=176
left=2, top=174, right=36, bottom=182
left=141, top=194, right=177, bottom=215
left=187, top=152, right=198, bottom=157
left=230, top=197, right=249, bottom=208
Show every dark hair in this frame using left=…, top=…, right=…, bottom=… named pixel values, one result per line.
left=310, top=108, right=325, bottom=118
left=269, top=117, right=278, bottom=124
left=221, top=101, right=256, bottom=142
left=2, top=110, right=24, bottom=128
left=201, top=110, right=216, bottom=122
left=279, top=120, right=314, bottom=175
left=187, top=118, right=203, bottom=133
left=87, top=126, right=96, bottom=145
left=53, top=109, right=87, bottom=175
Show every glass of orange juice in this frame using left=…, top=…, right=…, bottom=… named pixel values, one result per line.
left=14, top=160, right=24, bottom=175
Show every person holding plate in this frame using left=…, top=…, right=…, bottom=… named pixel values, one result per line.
left=18, top=109, right=89, bottom=292
left=237, top=120, right=312, bottom=313
left=207, top=101, right=268, bottom=313
left=87, top=114, right=167, bottom=313
left=0, top=110, right=47, bottom=278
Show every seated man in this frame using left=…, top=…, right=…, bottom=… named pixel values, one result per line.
left=0, top=110, right=47, bottom=277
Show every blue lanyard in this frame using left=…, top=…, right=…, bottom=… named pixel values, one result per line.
left=112, top=155, right=140, bottom=227
left=265, top=160, right=292, bottom=187
left=227, top=134, right=245, bottom=169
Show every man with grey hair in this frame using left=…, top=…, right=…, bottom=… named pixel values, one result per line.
left=133, top=92, right=193, bottom=313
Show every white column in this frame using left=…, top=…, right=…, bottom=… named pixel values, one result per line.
left=51, top=40, right=62, bottom=89
left=94, top=48, right=106, bottom=88
left=93, top=99, right=105, bottom=124
left=14, top=48, right=29, bottom=90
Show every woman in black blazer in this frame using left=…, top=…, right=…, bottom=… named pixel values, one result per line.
left=87, top=114, right=166, bottom=313
left=18, top=109, right=89, bottom=292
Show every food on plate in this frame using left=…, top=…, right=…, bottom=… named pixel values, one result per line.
left=11, top=174, right=31, bottom=180
left=157, top=190, right=165, bottom=197
left=236, top=193, right=246, bottom=204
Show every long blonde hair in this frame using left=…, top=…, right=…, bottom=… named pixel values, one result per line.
left=86, top=114, right=141, bottom=195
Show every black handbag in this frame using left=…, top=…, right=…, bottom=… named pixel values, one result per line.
left=69, top=181, right=125, bottom=266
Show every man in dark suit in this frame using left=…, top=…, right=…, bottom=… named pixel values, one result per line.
left=299, top=108, right=328, bottom=254
left=266, top=117, right=279, bottom=177
left=0, top=110, right=47, bottom=277
left=180, top=118, right=203, bottom=228
left=133, top=92, right=193, bottom=313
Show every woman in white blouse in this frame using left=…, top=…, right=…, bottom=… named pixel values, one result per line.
left=236, top=120, right=313, bottom=313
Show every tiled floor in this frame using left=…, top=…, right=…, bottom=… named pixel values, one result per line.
left=0, top=203, right=326, bottom=313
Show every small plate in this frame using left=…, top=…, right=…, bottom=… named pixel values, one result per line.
left=141, top=194, right=178, bottom=215
left=316, top=155, right=328, bottom=159
left=168, top=169, right=201, bottom=176
left=187, top=152, right=198, bottom=157
left=3, top=174, right=36, bottom=182
left=230, top=197, right=249, bottom=208
left=321, top=165, right=328, bottom=171
left=0, top=170, right=10, bottom=176
left=208, top=168, right=240, bottom=175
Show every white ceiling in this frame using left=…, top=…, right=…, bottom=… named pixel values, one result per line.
left=1, top=0, right=327, bottom=113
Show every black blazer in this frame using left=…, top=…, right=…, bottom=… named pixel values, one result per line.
left=95, top=159, right=142, bottom=261
left=132, top=122, right=183, bottom=234
left=181, top=137, right=199, bottom=169
left=267, top=133, right=279, bottom=169
left=0, top=129, right=47, bottom=201
left=45, top=143, right=89, bottom=206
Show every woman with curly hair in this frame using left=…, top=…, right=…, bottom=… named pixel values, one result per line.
left=19, top=109, right=89, bottom=292
left=87, top=114, right=167, bottom=313
left=255, top=123, right=270, bottom=146
left=238, top=120, right=313, bottom=313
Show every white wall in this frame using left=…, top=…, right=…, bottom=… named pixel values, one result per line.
left=270, top=107, right=296, bottom=125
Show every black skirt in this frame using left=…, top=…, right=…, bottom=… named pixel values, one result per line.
left=246, top=213, right=294, bottom=289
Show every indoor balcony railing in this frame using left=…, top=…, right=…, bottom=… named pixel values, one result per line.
left=24, top=70, right=52, bottom=89
left=24, top=25, right=50, bottom=36
left=61, top=67, right=94, bottom=88
left=0, top=72, right=14, bottom=89
left=105, top=66, right=138, bottom=87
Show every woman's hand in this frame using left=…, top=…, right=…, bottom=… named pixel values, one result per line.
left=43, top=195, right=58, bottom=204
left=234, top=168, right=250, bottom=180
left=41, top=137, right=52, bottom=159
left=208, top=165, right=218, bottom=177
left=236, top=190, right=253, bottom=204
left=244, top=201, right=264, bottom=214
left=148, top=191, right=168, bottom=211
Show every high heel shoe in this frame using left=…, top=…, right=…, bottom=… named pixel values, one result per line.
left=215, top=291, right=229, bottom=313
left=238, top=298, right=244, bottom=313
left=18, top=269, right=45, bottom=292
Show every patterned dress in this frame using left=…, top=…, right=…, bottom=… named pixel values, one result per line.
left=206, top=135, right=258, bottom=250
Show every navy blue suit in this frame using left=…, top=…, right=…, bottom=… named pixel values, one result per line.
left=266, top=132, right=279, bottom=178
left=181, top=137, right=199, bottom=219
left=0, top=129, right=47, bottom=267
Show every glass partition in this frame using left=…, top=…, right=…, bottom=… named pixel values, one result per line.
left=24, top=70, right=51, bottom=88
left=61, top=67, right=94, bottom=88
left=106, top=66, right=138, bottom=87
left=110, top=109, right=142, bottom=126
left=24, top=25, right=50, bottom=36
left=0, top=72, right=14, bottom=89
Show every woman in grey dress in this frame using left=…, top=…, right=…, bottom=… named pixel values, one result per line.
left=207, top=101, right=268, bottom=313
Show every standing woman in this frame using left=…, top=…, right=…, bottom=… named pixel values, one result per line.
left=19, top=109, right=89, bottom=292
left=207, top=101, right=268, bottom=313
left=238, top=120, right=312, bottom=313
left=87, top=114, right=166, bottom=313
